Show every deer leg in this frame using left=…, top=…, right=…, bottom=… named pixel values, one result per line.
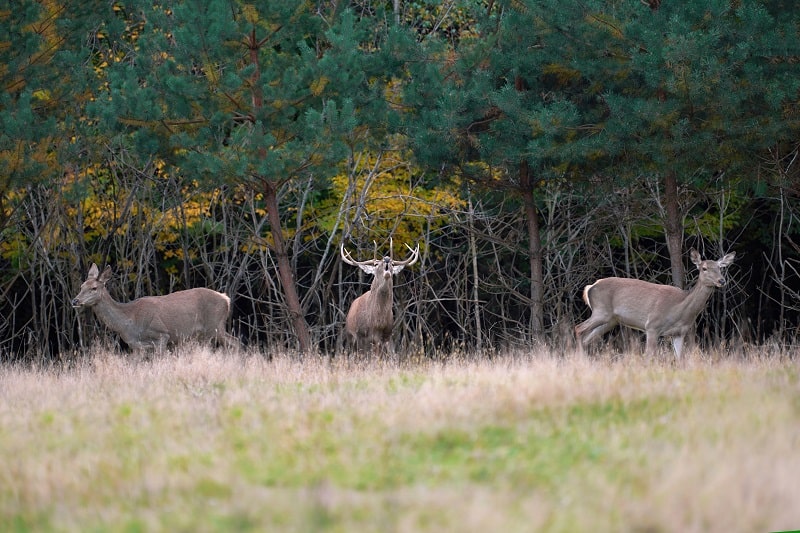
left=355, top=332, right=370, bottom=358
left=575, top=318, right=596, bottom=352
left=128, top=340, right=152, bottom=351
left=644, top=331, right=659, bottom=357
left=156, top=334, right=170, bottom=354
left=671, top=336, right=684, bottom=358
left=576, top=315, right=617, bottom=352
left=387, top=339, right=399, bottom=364
left=218, top=332, right=240, bottom=351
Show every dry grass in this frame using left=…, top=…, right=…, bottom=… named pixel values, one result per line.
left=0, top=345, right=798, bottom=532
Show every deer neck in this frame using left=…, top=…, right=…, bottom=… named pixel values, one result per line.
left=371, top=275, right=393, bottom=301
left=679, top=281, right=715, bottom=317
left=91, top=292, right=136, bottom=333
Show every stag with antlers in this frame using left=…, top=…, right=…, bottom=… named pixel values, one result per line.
left=340, top=240, right=419, bottom=356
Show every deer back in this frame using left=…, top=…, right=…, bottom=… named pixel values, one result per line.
left=128, top=288, right=231, bottom=341
left=586, top=277, right=689, bottom=331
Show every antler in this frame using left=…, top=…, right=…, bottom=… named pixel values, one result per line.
left=340, top=242, right=379, bottom=267
left=392, top=242, right=420, bottom=269
left=341, top=239, right=419, bottom=269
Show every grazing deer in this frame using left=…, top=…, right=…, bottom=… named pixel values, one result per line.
left=72, top=263, right=239, bottom=351
left=340, top=240, right=419, bottom=355
left=575, top=249, right=736, bottom=357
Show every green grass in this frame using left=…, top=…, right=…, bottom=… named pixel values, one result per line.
left=0, top=347, right=798, bottom=532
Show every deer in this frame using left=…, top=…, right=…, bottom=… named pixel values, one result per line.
left=340, top=240, right=420, bottom=355
left=575, top=249, right=736, bottom=357
left=72, top=263, right=239, bottom=351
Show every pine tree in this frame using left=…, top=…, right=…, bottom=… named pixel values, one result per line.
left=0, top=2, right=77, bottom=230
left=403, top=1, right=585, bottom=339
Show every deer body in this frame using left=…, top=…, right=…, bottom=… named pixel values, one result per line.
left=346, top=260, right=395, bottom=349
left=72, top=264, right=238, bottom=351
left=341, top=241, right=419, bottom=355
left=575, top=250, right=735, bottom=357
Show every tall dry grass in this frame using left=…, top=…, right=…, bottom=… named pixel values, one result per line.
left=0, top=345, right=798, bottom=532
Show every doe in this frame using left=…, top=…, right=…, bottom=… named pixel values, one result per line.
left=575, top=249, right=735, bottom=357
left=72, top=263, right=239, bottom=351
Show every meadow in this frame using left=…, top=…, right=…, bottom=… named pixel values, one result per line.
left=0, top=346, right=798, bottom=532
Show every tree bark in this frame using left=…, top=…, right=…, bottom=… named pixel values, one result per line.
left=264, top=181, right=312, bottom=352
left=519, top=160, right=544, bottom=338
left=664, top=172, right=685, bottom=289
left=467, top=195, right=483, bottom=352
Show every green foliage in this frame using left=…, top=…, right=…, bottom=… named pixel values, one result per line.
left=0, top=3, right=56, bottom=194
left=405, top=0, right=799, bottom=189
left=84, top=1, right=371, bottom=190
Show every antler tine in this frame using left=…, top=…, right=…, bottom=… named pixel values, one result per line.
left=389, top=236, right=394, bottom=262
left=340, top=242, right=358, bottom=266
left=395, top=242, right=420, bottom=267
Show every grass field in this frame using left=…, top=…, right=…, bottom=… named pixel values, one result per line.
left=1, top=346, right=798, bottom=532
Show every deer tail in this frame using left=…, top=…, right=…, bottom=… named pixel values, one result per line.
left=582, top=283, right=596, bottom=310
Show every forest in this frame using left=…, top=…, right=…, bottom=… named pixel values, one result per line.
left=1, top=0, right=799, bottom=361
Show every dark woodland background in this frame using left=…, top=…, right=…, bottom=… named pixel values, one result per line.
left=2, top=1, right=799, bottom=361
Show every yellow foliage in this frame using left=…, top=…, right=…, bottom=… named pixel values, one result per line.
left=585, top=12, right=625, bottom=40
left=542, top=63, right=581, bottom=86
left=2, top=146, right=465, bottom=268
left=328, top=148, right=464, bottom=247
left=203, top=60, right=221, bottom=86
left=32, top=89, right=51, bottom=101
left=242, top=4, right=260, bottom=24
left=1, top=163, right=224, bottom=266
left=310, top=76, right=329, bottom=96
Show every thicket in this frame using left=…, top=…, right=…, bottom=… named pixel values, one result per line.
left=1, top=1, right=799, bottom=361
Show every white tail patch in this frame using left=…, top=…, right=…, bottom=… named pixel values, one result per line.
left=582, top=283, right=596, bottom=309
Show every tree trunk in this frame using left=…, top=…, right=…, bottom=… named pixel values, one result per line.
left=520, top=160, right=544, bottom=338
left=264, top=182, right=312, bottom=352
left=468, top=195, right=483, bottom=352
left=664, top=172, right=685, bottom=289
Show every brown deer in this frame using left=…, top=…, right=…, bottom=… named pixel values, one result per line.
left=575, top=249, right=735, bottom=357
left=340, top=240, right=419, bottom=355
left=72, top=263, right=238, bottom=351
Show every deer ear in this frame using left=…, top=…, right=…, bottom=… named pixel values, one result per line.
left=87, top=263, right=100, bottom=280
left=718, top=252, right=735, bottom=268
left=391, top=264, right=406, bottom=275
left=99, top=265, right=113, bottom=283
left=690, top=249, right=702, bottom=266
